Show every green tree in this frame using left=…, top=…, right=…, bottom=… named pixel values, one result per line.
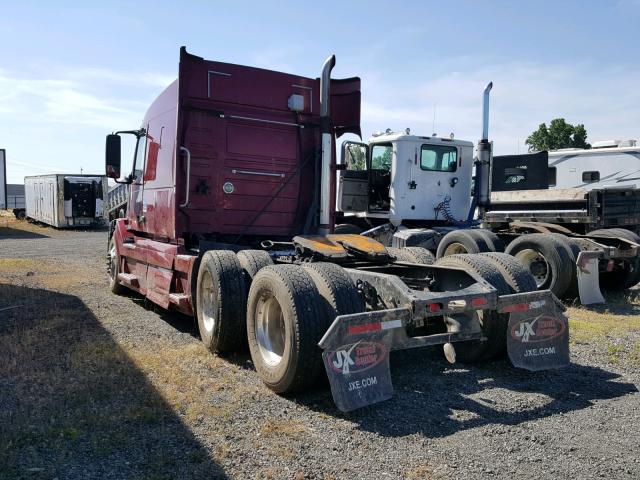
left=525, top=118, right=591, bottom=152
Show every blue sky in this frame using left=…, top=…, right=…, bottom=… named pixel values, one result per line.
left=2, top=0, right=640, bottom=182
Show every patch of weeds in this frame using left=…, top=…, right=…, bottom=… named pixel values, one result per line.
left=260, top=419, right=309, bottom=438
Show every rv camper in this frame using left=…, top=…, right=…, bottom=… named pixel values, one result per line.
left=548, top=140, right=640, bottom=189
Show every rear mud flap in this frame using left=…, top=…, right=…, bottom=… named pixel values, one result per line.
left=576, top=251, right=605, bottom=305
left=319, top=309, right=409, bottom=412
left=506, top=302, right=570, bottom=371
left=322, top=343, right=394, bottom=412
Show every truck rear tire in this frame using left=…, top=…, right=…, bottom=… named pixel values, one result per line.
left=549, top=233, right=581, bottom=298
left=471, top=229, right=505, bottom=253
left=504, top=233, right=573, bottom=298
left=479, top=252, right=537, bottom=293
left=302, top=263, right=365, bottom=318
left=436, top=230, right=492, bottom=258
left=433, top=254, right=511, bottom=361
left=590, top=228, right=640, bottom=290
left=237, top=250, right=273, bottom=289
left=388, top=246, right=435, bottom=265
left=247, top=265, right=327, bottom=393
left=196, top=250, right=247, bottom=353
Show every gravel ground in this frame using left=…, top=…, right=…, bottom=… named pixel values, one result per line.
left=1, top=219, right=639, bottom=480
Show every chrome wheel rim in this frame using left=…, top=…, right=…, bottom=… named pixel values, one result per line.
left=200, top=270, right=215, bottom=333
left=255, top=293, right=286, bottom=367
left=444, top=242, right=469, bottom=256
left=515, top=248, right=549, bottom=287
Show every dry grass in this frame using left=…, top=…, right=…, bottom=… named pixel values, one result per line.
left=0, top=257, right=95, bottom=290
left=0, top=211, right=61, bottom=236
left=565, top=289, right=640, bottom=365
left=125, top=340, right=256, bottom=423
left=404, top=464, right=440, bottom=479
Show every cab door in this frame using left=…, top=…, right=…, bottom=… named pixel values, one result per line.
left=413, top=143, right=465, bottom=220
left=338, top=141, right=369, bottom=212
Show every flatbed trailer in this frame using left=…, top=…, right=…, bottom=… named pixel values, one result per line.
left=488, top=151, right=640, bottom=234
left=104, top=48, right=569, bottom=411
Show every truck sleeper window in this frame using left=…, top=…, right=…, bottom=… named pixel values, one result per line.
left=420, top=144, right=457, bottom=172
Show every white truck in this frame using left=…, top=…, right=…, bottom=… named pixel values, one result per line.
left=336, top=84, right=640, bottom=306
left=25, top=174, right=108, bottom=228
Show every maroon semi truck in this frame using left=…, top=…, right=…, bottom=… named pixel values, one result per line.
left=105, top=47, right=569, bottom=411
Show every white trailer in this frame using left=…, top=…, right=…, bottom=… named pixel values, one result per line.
left=548, top=140, right=640, bottom=189
left=24, top=174, right=108, bottom=228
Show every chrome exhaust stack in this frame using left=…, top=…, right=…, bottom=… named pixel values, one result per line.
left=476, top=82, right=493, bottom=217
left=319, top=55, right=336, bottom=235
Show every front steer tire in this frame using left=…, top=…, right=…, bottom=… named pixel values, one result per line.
left=436, top=230, right=492, bottom=258
left=108, top=236, right=126, bottom=295
left=247, top=265, right=327, bottom=393
left=196, top=250, right=247, bottom=354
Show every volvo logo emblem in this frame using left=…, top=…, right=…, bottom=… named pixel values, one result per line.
left=222, top=182, right=234, bottom=194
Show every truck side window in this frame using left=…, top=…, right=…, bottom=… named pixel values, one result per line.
left=548, top=167, right=557, bottom=187
left=133, top=134, right=148, bottom=184
left=345, top=143, right=368, bottom=171
left=582, top=171, right=600, bottom=183
left=371, top=144, right=392, bottom=171
left=504, top=166, right=527, bottom=184
left=420, top=145, right=457, bottom=172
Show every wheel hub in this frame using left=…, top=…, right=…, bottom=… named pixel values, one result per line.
left=444, top=242, right=469, bottom=256
left=200, top=270, right=216, bottom=333
left=515, top=249, right=549, bottom=287
left=255, top=294, right=286, bottom=367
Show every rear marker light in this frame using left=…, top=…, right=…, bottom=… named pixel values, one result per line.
left=348, top=323, right=381, bottom=335
left=503, top=303, right=529, bottom=313
left=347, top=319, right=402, bottom=336
left=428, top=303, right=442, bottom=313
left=471, top=297, right=488, bottom=306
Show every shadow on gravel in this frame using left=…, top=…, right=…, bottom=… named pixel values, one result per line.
left=0, top=226, right=49, bottom=239
left=579, top=290, right=640, bottom=316
left=293, top=347, right=638, bottom=439
left=0, top=284, right=228, bottom=480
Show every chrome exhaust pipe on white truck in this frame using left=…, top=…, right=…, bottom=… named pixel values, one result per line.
left=476, top=81, right=493, bottom=217
left=319, top=55, right=336, bottom=235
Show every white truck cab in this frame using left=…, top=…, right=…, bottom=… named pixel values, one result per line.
left=338, top=131, right=474, bottom=225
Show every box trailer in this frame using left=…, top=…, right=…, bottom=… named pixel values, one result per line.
left=25, top=174, right=108, bottom=228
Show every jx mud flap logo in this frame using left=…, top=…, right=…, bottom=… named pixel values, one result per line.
left=511, top=315, right=566, bottom=343
left=327, top=341, right=386, bottom=375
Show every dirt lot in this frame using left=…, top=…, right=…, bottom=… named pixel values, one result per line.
left=1, top=212, right=639, bottom=480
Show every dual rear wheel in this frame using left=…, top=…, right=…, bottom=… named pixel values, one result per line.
left=194, top=247, right=538, bottom=393
left=195, top=251, right=364, bottom=393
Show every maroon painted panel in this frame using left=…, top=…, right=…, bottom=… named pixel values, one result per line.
left=330, top=77, right=362, bottom=138
left=114, top=47, right=361, bottom=314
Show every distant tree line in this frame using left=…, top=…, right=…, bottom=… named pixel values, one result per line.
left=526, top=118, right=590, bottom=152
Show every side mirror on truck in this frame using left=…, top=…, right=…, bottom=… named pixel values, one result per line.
left=105, top=134, right=121, bottom=179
